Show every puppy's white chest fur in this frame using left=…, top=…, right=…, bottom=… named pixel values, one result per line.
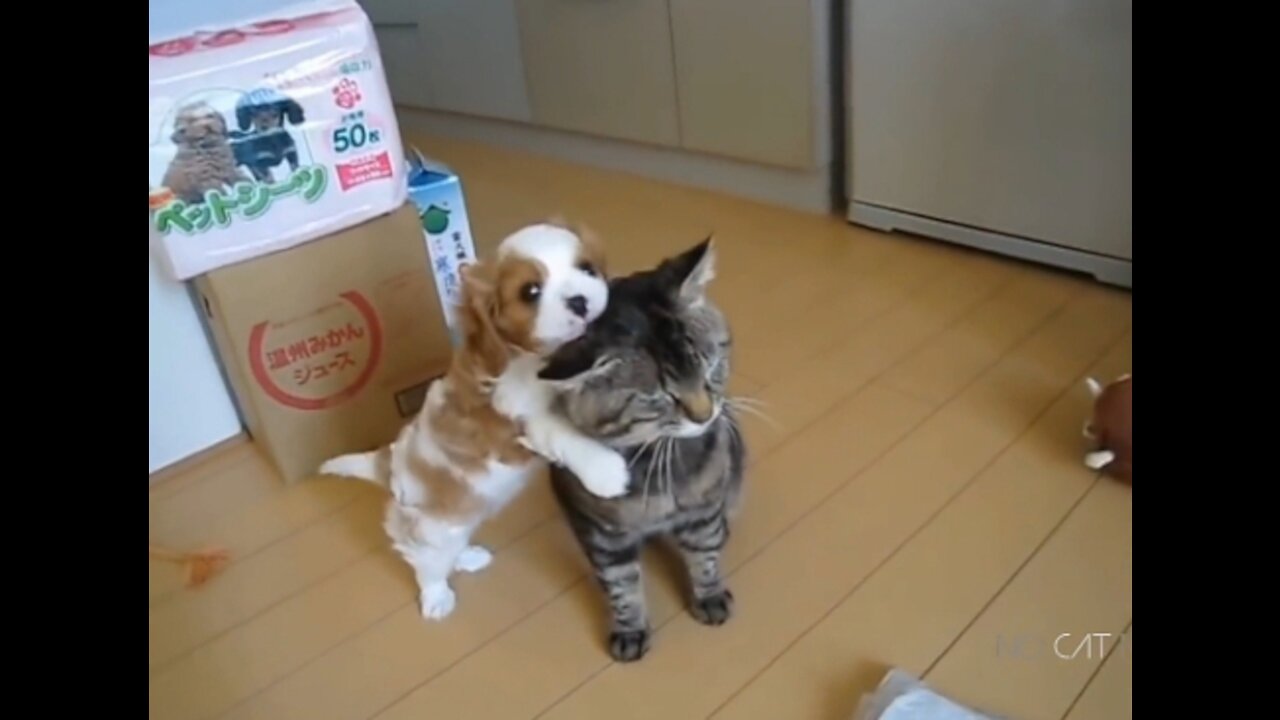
left=474, top=460, right=538, bottom=508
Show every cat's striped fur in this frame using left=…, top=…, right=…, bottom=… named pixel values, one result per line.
left=538, top=238, right=745, bottom=662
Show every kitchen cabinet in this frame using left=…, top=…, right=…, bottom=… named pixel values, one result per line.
left=669, top=0, right=825, bottom=168
left=516, top=0, right=680, bottom=146
left=372, top=0, right=531, bottom=121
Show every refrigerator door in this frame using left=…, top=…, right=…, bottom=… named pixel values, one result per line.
left=847, top=0, right=1131, bottom=281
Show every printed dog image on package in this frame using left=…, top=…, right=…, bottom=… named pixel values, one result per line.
left=148, top=0, right=406, bottom=280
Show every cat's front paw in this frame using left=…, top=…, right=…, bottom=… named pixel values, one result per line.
left=689, top=588, right=734, bottom=626
left=608, top=627, right=651, bottom=662
left=577, top=449, right=630, bottom=499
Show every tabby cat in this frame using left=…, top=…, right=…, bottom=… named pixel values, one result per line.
left=537, top=238, right=745, bottom=662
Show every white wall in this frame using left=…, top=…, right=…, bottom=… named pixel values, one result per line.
left=148, top=221, right=241, bottom=474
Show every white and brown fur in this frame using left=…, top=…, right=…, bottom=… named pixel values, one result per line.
left=162, top=102, right=249, bottom=204
left=319, top=221, right=629, bottom=620
left=1083, top=373, right=1132, bottom=483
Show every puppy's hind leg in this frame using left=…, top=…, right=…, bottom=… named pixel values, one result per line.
left=399, top=537, right=469, bottom=620
left=387, top=506, right=471, bottom=620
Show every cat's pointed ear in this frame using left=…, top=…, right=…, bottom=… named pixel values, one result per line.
left=664, top=236, right=716, bottom=305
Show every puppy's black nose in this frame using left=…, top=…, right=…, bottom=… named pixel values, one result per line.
left=566, top=295, right=588, bottom=318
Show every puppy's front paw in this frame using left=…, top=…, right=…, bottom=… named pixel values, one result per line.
left=578, top=449, right=630, bottom=499
left=419, top=583, right=457, bottom=620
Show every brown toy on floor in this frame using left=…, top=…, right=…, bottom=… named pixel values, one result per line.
left=1083, top=374, right=1131, bottom=483
left=149, top=544, right=231, bottom=588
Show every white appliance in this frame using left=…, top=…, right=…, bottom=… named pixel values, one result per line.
left=846, top=0, right=1131, bottom=287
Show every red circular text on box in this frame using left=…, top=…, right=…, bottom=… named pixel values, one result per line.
left=248, top=291, right=383, bottom=410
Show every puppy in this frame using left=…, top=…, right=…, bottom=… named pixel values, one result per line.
left=230, top=89, right=305, bottom=182
left=320, top=222, right=630, bottom=620
left=162, top=102, right=249, bottom=204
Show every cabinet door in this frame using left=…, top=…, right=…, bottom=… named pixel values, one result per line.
left=360, top=0, right=417, bottom=25
left=669, top=0, right=821, bottom=169
left=373, top=25, right=435, bottom=109
left=368, top=0, right=532, bottom=122
left=416, top=0, right=532, bottom=121
left=516, top=0, right=680, bottom=146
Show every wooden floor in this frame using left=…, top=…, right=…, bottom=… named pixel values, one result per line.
left=149, top=134, right=1132, bottom=720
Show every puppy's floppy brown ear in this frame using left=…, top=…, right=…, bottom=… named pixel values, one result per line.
left=458, top=262, right=509, bottom=377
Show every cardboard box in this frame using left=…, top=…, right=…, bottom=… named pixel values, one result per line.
left=148, top=0, right=406, bottom=279
left=196, top=203, right=461, bottom=482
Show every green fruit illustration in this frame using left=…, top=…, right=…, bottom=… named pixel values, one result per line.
left=422, top=205, right=451, bottom=234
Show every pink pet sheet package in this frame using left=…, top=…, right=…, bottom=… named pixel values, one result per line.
left=148, top=0, right=406, bottom=279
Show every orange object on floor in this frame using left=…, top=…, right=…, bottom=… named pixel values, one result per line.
left=149, top=544, right=230, bottom=587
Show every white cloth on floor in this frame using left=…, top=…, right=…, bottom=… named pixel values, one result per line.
left=853, top=668, right=1008, bottom=720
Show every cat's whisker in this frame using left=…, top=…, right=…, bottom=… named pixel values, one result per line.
left=728, top=400, right=783, bottom=431
left=641, top=438, right=660, bottom=509
left=662, top=437, right=675, bottom=498
left=651, top=438, right=666, bottom=503
left=725, top=418, right=744, bottom=448
left=662, top=438, right=675, bottom=494
left=671, top=439, right=684, bottom=498
left=629, top=436, right=657, bottom=469
left=729, top=395, right=770, bottom=408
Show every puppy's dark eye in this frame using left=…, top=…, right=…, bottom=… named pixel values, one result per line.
left=576, top=261, right=598, bottom=277
left=519, top=282, right=542, bottom=304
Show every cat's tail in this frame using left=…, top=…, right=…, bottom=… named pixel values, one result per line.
left=319, top=448, right=391, bottom=489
